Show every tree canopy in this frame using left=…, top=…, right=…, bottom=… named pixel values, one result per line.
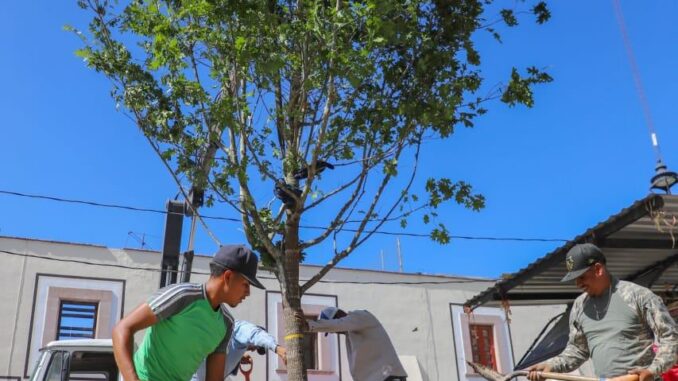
left=72, top=0, right=551, bottom=377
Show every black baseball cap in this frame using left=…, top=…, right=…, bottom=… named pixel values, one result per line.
left=211, top=245, right=265, bottom=289
left=561, top=243, right=606, bottom=282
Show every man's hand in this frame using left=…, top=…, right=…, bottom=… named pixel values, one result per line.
left=526, top=363, right=552, bottom=381
left=275, top=345, right=287, bottom=365
left=628, top=368, right=654, bottom=381
left=239, top=354, right=252, bottom=364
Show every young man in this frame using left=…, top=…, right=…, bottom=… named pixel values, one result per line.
left=528, top=244, right=677, bottom=381
left=191, top=320, right=287, bottom=381
left=112, top=245, right=265, bottom=381
left=306, top=307, right=408, bottom=381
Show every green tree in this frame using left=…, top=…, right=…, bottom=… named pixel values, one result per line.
left=71, top=0, right=551, bottom=379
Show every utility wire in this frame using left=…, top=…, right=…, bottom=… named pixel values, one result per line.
left=0, top=248, right=496, bottom=285
left=0, top=189, right=568, bottom=242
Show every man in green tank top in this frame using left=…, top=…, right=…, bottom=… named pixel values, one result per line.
left=112, top=245, right=266, bottom=381
left=528, top=244, right=677, bottom=381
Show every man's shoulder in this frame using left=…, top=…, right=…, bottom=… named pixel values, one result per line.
left=350, top=309, right=380, bottom=322
left=573, top=292, right=588, bottom=307
left=149, top=283, right=204, bottom=303
left=616, top=280, right=654, bottom=298
left=147, top=283, right=206, bottom=318
left=154, top=282, right=204, bottom=296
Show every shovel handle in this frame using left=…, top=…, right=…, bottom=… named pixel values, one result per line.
left=537, top=372, right=639, bottom=381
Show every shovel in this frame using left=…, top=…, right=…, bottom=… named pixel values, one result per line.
left=466, top=362, right=640, bottom=381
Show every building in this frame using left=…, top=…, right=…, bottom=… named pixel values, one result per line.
left=464, top=193, right=678, bottom=371
left=0, top=235, right=559, bottom=381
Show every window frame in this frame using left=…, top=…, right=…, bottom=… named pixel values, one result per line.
left=56, top=301, right=99, bottom=340
left=450, top=304, right=514, bottom=381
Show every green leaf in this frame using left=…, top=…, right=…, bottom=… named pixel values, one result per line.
left=532, top=2, right=551, bottom=24
left=500, top=9, right=518, bottom=27
left=235, top=36, right=247, bottom=51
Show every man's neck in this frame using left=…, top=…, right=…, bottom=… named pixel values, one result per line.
left=204, top=278, right=222, bottom=310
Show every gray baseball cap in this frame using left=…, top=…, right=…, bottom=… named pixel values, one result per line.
left=561, top=243, right=606, bottom=282
left=211, top=245, right=265, bottom=289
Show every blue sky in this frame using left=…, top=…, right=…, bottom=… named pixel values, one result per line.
left=1, top=1, right=677, bottom=279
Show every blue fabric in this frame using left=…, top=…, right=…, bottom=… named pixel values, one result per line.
left=190, top=320, right=278, bottom=381
left=319, top=307, right=339, bottom=321
left=225, top=321, right=277, bottom=374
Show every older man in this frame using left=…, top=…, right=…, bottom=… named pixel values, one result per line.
left=528, top=244, right=677, bottom=381
left=306, top=307, right=407, bottom=381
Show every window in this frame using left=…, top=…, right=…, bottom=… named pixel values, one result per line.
left=450, top=305, right=514, bottom=381
left=68, top=351, right=119, bottom=381
left=57, top=301, right=98, bottom=340
left=44, top=351, right=65, bottom=381
left=303, top=314, right=320, bottom=370
left=469, top=324, right=497, bottom=370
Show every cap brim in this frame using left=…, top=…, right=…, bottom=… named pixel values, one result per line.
left=242, top=273, right=266, bottom=289
left=560, top=267, right=589, bottom=282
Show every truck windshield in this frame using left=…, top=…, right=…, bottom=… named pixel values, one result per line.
left=29, top=350, right=65, bottom=381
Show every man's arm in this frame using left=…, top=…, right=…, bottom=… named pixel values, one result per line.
left=545, top=315, right=590, bottom=373
left=527, top=308, right=590, bottom=381
left=235, top=321, right=287, bottom=364
left=308, top=311, right=375, bottom=333
left=112, top=304, right=157, bottom=381
left=205, top=353, right=226, bottom=381
left=237, top=321, right=278, bottom=351
left=640, top=294, right=678, bottom=377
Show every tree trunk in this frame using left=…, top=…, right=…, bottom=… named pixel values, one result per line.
left=280, top=210, right=307, bottom=381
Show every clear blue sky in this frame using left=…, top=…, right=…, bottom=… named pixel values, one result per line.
left=1, top=1, right=677, bottom=279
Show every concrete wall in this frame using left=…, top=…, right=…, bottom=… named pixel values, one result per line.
left=0, top=236, right=556, bottom=381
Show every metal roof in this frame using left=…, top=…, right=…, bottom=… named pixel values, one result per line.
left=465, top=194, right=678, bottom=309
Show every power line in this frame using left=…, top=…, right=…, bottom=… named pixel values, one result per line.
left=0, top=189, right=568, bottom=242
left=612, top=0, right=662, bottom=162
left=0, top=248, right=496, bottom=285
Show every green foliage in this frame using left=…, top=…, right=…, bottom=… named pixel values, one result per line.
left=502, top=67, right=553, bottom=107
left=500, top=9, right=518, bottom=27
left=72, top=0, right=550, bottom=270
left=532, top=2, right=551, bottom=24
left=431, top=224, right=451, bottom=244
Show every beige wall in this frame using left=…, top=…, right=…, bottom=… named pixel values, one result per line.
left=0, top=236, right=556, bottom=381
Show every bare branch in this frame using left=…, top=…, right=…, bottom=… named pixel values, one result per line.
left=302, top=131, right=421, bottom=293
left=301, top=142, right=373, bottom=249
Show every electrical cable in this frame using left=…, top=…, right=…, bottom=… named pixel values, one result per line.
left=612, top=0, right=663, bottom=162
left=0, top=189, right=568, bottom=242
left=0, top=248, right=497, bottom=284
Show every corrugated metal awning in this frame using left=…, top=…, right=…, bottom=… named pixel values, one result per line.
left=465, top=194, right=678, bottom=310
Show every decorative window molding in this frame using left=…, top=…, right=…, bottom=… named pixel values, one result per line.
left=266, top=292, right=341, bottom=381
left=450, top=305, right=514, bottom=381
left=45, top=288, right=112, bottom=344
left=24, top=274, right=124, bottom=378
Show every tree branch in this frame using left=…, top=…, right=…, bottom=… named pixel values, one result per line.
left=301, top=131, right=420, bottom=293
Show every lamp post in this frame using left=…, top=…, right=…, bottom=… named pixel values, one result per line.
left=650, top=159, right=678, bottom=194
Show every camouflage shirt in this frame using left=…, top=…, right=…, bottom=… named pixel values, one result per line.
left=546, top=277, right=677, bottom=378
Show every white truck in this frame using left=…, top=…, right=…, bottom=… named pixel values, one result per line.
left=29, top=339, right=119, bottom=381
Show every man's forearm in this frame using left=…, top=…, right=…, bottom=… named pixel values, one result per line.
left=648, top=349, right=678, bottom=376
left=545, top=348, right=587, bottom=374
left=112, top=324, right=140, bottom=381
